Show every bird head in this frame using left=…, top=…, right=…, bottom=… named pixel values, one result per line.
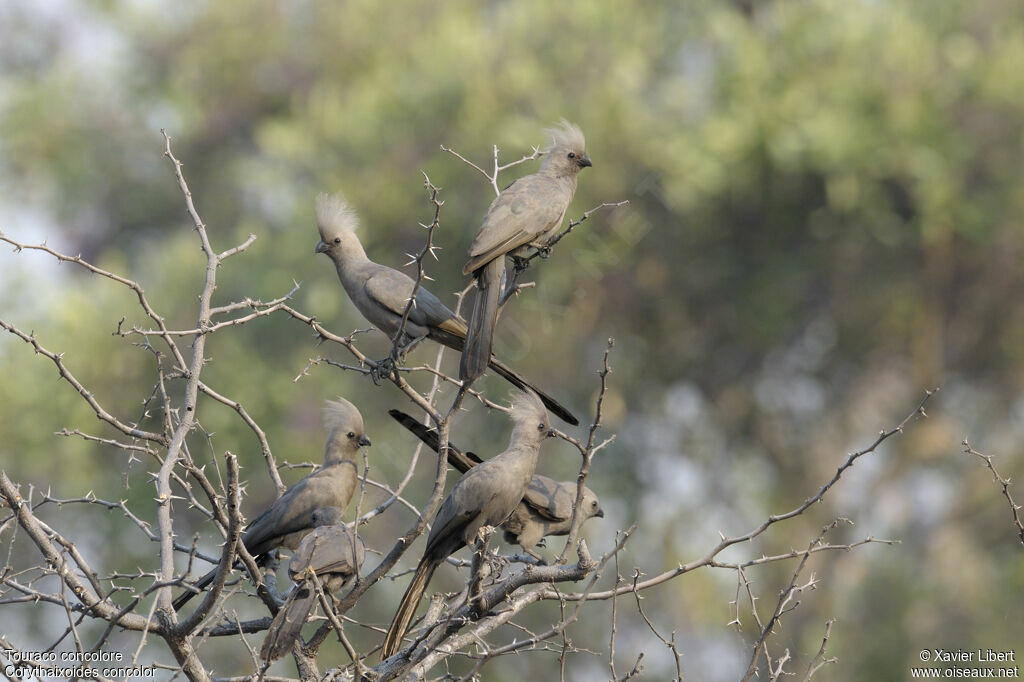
left=540, top=119, right=592, bottom=176
left=314, top=193, right=363, bottom=258
left=323, top=397, right=371, bottom=463
left=509, top=389, right=553, bottom=444
left=581, top=487, right=604, bottom=520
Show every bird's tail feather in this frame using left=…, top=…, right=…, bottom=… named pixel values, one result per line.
left=260, top=588, right=316, bottom=661
left=460, top=259, right=503, bottom=384
left=381, top=559, right=437, bottom=659
left=487, top=359, right=580, bottom=426
left=171, top=567, right=217, bottom=611
left=387, top=409, right=482, bottom=473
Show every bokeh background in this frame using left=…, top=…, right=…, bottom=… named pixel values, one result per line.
left=2, top=0, right=1022, bottom=680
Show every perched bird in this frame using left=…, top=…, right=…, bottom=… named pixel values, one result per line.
left=314, top=193, right=579, bottom=425
left=260, top=507, right=365, bottom=661
left=388, top=409, right=603, bottom=560
left=500, top=476, right=602, bottom=559
left=460, top=120, right=593, bottom=384
left=381, top=391, right=555, bottom=659
left=171, top=398, right=370, bottom=611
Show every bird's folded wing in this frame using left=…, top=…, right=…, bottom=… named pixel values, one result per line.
left=464, top=179, right=566, bottom=273
left=363, top=269, right=462, bottom=331
left=522, top=475, right=570, bottom=522
left=242, top=480, right=314, bottom=553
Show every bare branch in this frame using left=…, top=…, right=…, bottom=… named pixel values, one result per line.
left=741, top=520, right=847, bottom=682
left=174, top=453, right=243, bottom=634
left=0, top=320, right=167, bottom=445
left=556, top=338, right=614, bottom=565
left=549, top=389, right=938, bottom=602
left=963, top=440, right=1024, bottom=546
left=0, top=231, right=187, bottom=369
left=498, top=200, right=630, bottom=306
left=801, top=619, right=838, bottom=680
left=0, top=472, right=152, bottom=631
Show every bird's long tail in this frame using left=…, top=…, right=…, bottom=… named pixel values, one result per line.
left=461, top=259, right=503, bottom=384
left=387, top=409, right=482, bottom=473
left=381, top=558, right=437, bottom=659
left=171, top=567, right=218, bottom=611
left=261, top=587, right=316, bottom=661
left=487, top=358, right=580, bottom=426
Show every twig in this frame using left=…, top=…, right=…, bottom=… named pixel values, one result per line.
left=963, top=440, right=1024, bottom=546
left=631, top=569, right=682, bottom=681
left=388, top=174, right=444, bottom=373
left=0, top=320, right=167, bottom=445
left=499, top=201, right=629, bottom=305
left=740, top=519, right=847, bottom=682
left=556, top=338, right=615, bottom=565
left=801, top=619, right=838, bottom=680
left=548, top=389, right=938, bottom=603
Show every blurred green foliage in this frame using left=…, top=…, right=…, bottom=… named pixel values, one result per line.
left=2, top=0, right=1023, bottom=679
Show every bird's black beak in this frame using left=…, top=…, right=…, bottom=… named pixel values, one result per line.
left=596, top=508, right=605, bottom=518
left=547, top=429, right=556, bottom=439
left=315, top=240, right=329, bottom=254
left=358, top=434, right=372, bottom=447
left=578, top=153, right=593, bottom=168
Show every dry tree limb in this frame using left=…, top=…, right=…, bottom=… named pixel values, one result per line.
left=0, top=320, right=167, bottom=445
left=963, top=440, right=1024, bottom=546
left=546, top=389, right=938, bottom=604
left=740, top=519, right=848, bottom=682
left=802, top=619, right=838, bottom=680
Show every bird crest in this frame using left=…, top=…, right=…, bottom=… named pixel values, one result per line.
left=509, top=389, right=549, bottom=430
left=315, top=193, right=359, bottom=237
left=544, top=119, right=586, bottom=155
left=323, top=397, right=362, bottom=432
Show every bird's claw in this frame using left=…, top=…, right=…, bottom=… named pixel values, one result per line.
left=511, top=255, right=532, bottom=272
left=371, top=356, right=397, bottom=384
left=486, top=551, right=509, bottom=577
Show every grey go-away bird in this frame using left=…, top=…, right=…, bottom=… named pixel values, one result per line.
left=460, top=120, right=593, bottom=384
left=380, top=391, right=555, bottom=659
left=501, top=477, right=602, bottom=558
left=260, top=507, right=365, bottom=661
left=388, top=408, right=603, bottom=560
left=171, top=398, right=370, bottom=612
left=314, top=192, right=579, bottom=426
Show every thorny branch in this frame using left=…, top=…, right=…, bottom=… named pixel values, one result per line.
left=740, top=519, right=848, bottom=682
left=0, top=319, right=167, bottom=446
left=963, top=440, right=1024, bottom=547
left=499, top=200, right=630, bottom=307
left=389, top=173, right=444, bottom=371
left=802, top=619, right=838, bottom=680
left=543, top=389, right=939, bottom=605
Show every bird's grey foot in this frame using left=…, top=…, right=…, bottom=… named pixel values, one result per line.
left=485, top=550, right=510, bottom=578
left=371, top=356, right=396, bottom=384
left=511, top=254, right=532, bottom=272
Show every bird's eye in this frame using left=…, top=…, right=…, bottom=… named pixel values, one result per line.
left=591, top=500, right=599, bottom=508
left=537, top=422, right=546, bottom=431
left=347, top=431, right=356, bottom=438
left=567, top=152, right=576, bottom=159
left=334, top=237, right=342, bottom=244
